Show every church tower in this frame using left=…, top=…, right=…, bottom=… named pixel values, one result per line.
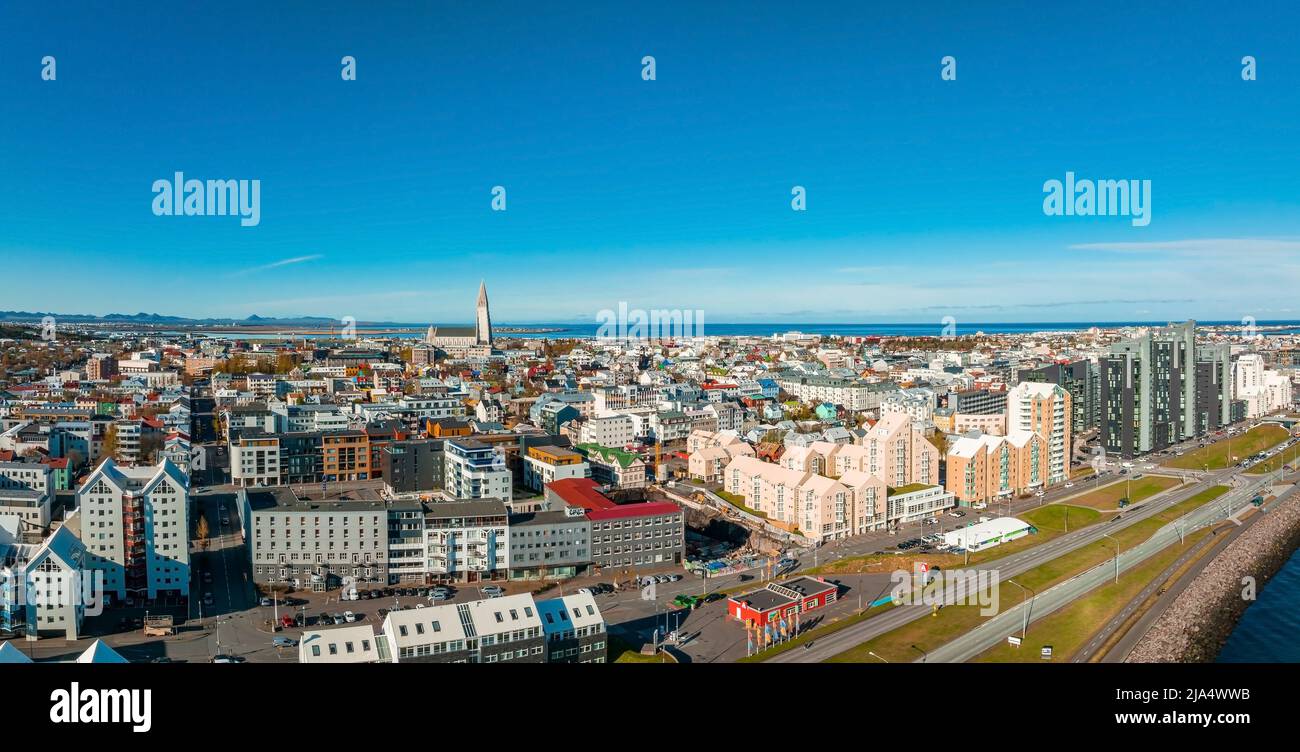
left=475, top=280, right=492, bottom=346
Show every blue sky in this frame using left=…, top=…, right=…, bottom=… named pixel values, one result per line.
left=2, top=1, right=1299, bottom=324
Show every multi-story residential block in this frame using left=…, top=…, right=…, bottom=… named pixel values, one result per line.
left=85, top=354, right=118, bottom=381
left=575, top=443, right=647, bottom=489
left=577, top=414, right=636, bottom=447
left=443, top=439, right=513, bottom=503
left=945, top=431, right=1046, bottom=505
left=322, top=431, right=371, bottom=481
left=947, top=387, right=1007, bottom=416
left=230, top=434, right=281, bottom=487
left=76, top=458, right=190, bottom=602
left=507, top=501, right=591, bottom=580
left=1100, top=321, right=1231, bottom=458
left=854, top=413, right=940, bottom=487
left=777, top=375, right=898, bottom=412
left=1018, top=360, right=1100, bottom=434
left=1006, top=381, right=1072, bottom=485
left=1234, top=353, right=1294, bottom=418
left=423, top=500, right=510, bottom=583
left=381, top=439, right=445, bottom=495
left=241, top=486, right=391, bottom=589
left=0, top=460, right=54, bottom=536
left=0, top=521, right=89, bottom=640
left=546, top=478, right=684, bottom=569
left=521, top=445, right=589, bottom=494
left=537, top=591, right=609, bottom=663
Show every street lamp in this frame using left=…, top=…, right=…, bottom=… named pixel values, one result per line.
left=911, top=644, right=927, bottom=663
left=1007, top=580, right=1035, bottom=640
left=1101, top=533, right=1119, bottom=583
left=867, top=650, right=890, bottom=663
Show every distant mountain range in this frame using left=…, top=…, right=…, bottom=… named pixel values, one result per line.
left=0, top=311, right=414, bottom=327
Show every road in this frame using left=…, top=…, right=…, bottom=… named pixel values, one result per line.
left=918, top=471, right=1289, bottom=663
left=768, top=467, right=1253, bottom=663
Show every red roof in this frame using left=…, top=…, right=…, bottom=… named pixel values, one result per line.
left=42, top=457, right=69, bottom=469
left=547, top=478, right=615, bottom=511
left=0, top=450, right=14, bottom=462
left=584, top=501, right=681, bottom=522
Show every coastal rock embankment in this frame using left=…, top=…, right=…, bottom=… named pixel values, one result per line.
left=1127, top=485, right=1300, bottom=662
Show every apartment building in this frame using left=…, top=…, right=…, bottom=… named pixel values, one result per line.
left=575, top=443, right=647, bottom=489
left=444, top=439, right=513, bottom=504
left=854, top=413, right=940, bottom=487
left=521, top=445, right=590, bottom=494
left=723, top=455, right=862, bottom=541
left=1019, top=360, right=1100, bottom=434
left=947, top=388, right=1007, bottom=416
left=242, top=486, right=390, bottom=589
left=423, top=500, right=510, bottom=583
left=230, top=435, right=282, bottom=487
left=0, top=522, right=89, bottom=640
left=537, top=591, right=609, bottom=663
left=76, top=458, right=190, bottom=602
left=322, top=431, right=371, bottom=481
left=1006, top=381, right=1072, bottom=485
left=1234, top=353, right=1294, bottom=418
left=380, top=439, right=445, bottom=495
left=546, top=478, right=684, bottom=568
left=0, top=460, right=54, bottom=534
left=945, top=431, right=1047, bottom=505
left=507, top=502, right=592, bottom=580
left=777, top=375, right=898, bottom=412
left=1100, top=321, right=1231, bottom=457
left=577, top=414, right=636, bottom=447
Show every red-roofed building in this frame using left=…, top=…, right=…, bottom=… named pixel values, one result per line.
left=544, top=478, right=686, bottom=570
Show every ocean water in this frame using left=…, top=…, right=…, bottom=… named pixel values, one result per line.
left=1217, top=547, right=1300, bottom=663
left=191, top=320, right=1300, bottom=341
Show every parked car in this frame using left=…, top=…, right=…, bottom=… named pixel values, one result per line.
left=482, top=585, right=505, bottom=597
left=259, top=597, right=273, bottom=607
left=272, top=636, right=297, bottom=648
left=332, top=613, right=345, bottom=625
left=317, top=612, right=331, bottom=625
left=344, top=611, right=357, bottom=623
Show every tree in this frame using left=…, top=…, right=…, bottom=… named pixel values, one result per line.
left=102, top=424, right=119, bottom=462
left=196, top=514, right=210, bottom=543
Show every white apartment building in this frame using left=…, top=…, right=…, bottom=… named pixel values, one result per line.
left=1234, top=354, right=1295, bottom=418
left=76, top=458, right=190, bottom=602
left=776, top=374, right=899, bottom=412
left=423, top=500, right=510, bottom=583
left=578, top=414, right=636, bottom=446
left=443, top=440, right=513, bottom=503
left=230, top=435, right=282, bottom=487
left=0, top=461, right=53, bottom=534
left=1005, top=381, right=1072, bottom=486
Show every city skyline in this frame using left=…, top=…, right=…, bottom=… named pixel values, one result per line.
left=4, top=2, right=1300, bottom=322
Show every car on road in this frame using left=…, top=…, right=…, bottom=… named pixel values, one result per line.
left=202, top=571, right=213, bottom=584
left=429, top=591, right=450, bottom=601
left=272, top=636, right=297, bottom=648
left=202, top=592, right=214, bottom=606
left=280, top=613, right=295, bottom=629
left=1064, top=482, right=1075, bottom=488
left=482, top=585, right=505, bottom=597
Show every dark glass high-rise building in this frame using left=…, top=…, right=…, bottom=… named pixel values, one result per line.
left=1099, top=321, right=1231, bottom=458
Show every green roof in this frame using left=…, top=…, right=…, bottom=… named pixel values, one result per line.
left=576, top=443, right=641, bottom=468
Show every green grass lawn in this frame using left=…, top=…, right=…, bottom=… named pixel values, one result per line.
left=974, top=527, right=1216, bottom=662
left=1163, top=424, right=1289, bottom=470
left=1061, top=475, right=1181, bottom=511
left=714, top=490, right=768, bottom=518
left=1245, top=442, right=1300, bottom=474
left=825, top=486, right=1228, bottom=663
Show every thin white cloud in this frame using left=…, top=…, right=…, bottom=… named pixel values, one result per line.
left=229, top=254, right=323, bottom=276
left=1070, top=238, right=1300, bottom=255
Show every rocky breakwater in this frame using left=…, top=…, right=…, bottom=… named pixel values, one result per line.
left=1127, top=485, right=1300, bottom=662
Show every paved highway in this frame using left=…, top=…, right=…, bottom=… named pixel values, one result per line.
left=769, top=467, right=1256, bottom=663
left=918, top=471, right=1290, bottom=663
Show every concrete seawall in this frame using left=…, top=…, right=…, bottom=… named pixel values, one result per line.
left=1127, top=484, right=1300, bottom=663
